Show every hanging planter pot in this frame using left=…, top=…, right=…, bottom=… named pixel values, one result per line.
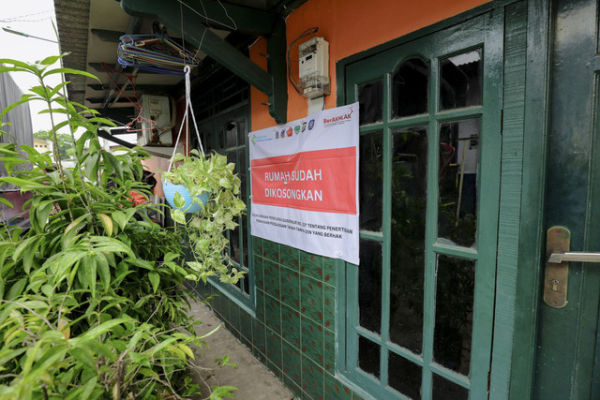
left=163, top=180, right=208, bottom=214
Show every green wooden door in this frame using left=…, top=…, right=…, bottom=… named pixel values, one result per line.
left=533, top=0, right=600, bottom=398
left=343, top=11, right=503, bottom=400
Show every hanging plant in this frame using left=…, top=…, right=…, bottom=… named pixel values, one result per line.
left=161, top=65, right=246, bottom=284
left=162, top=150, right=246, bottom=284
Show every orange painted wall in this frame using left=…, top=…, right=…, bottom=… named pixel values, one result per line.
left=250, top=0, right=489, bottom=130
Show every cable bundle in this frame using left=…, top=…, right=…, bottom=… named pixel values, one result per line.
left=117, top=34, right=200, bottom=75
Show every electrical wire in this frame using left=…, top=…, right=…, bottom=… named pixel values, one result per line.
left=0, top=10, right=53, bottom=23
left=177, top=0, right=230, bottom=59
left=174, top=0, right=237, bottom=30
left=287, top=27, right=318, bottom=95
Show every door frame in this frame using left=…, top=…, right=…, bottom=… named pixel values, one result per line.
left=334, top=1, right=551, bottom=399
left=506, top=1, right=551, bottom=399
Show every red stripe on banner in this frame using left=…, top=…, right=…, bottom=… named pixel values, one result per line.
left=251, top=147, right=357, bottom=214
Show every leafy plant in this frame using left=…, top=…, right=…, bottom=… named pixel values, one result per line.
left=0, top=56, right=238, bottom=399
left=162, top=151, right=246, bottom=285
left=33, top=130, right=75, bottom=160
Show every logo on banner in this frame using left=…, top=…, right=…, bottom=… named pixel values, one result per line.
left=273, top=122, right=312, bottom=139
left=323, top=107, right=354, bottom=128
left=253, top=134, right=272, bottom=145
left=275, top=129, right=285, bottom=139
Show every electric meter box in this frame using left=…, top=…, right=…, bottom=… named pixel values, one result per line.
left=138, top=94, right=173, bottom=146
left=298, top=37, right=330, bottom=98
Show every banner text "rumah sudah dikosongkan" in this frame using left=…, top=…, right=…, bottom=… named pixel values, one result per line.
left=251, top=148, right=355, bottom=214
left=263, top=169, right=323, bottom=202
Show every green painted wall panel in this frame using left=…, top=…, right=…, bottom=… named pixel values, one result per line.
left=193, top=239, right=364, bottom=400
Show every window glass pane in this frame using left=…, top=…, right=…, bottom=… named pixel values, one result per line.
left=358, top=80, right=383, bottom=125
left=389, top=127, right=427, bottom=354
left=360, top=132, right=383, bottom=231
left=217, top=127, right=225, bottom=149
left=434, top=255, right=474, bottom=376
left=242, top=214, right=248, bottom=268
left=388, top=352, right=422, bottom=399
left=230, top=220, right=241, bottom=264
left=237, top=119, right=246, bottom=145
left=225, top=121, right=238, bottom=147
left=226, top=151, right=237, bottom=168
left=438, top=119, right=479, bottom=247
left=224, top=151, right=240, bottom=264
left=358, top=336, right=380, bottom=379
left=393, top=58, right=428, bottom=118
left=440, top=49, right=482, bottom=110
left=242, top=275, right=249, bottom=294
left=359, top=239, right=382, bottom=333
left=432, top=374, right=469, bottom=400
left=238, top=149, right=247, bottom=199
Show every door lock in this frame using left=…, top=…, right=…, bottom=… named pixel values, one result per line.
left=543, top=226, right=571, bottom=308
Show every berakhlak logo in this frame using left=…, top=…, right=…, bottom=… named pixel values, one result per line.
left=301, top=121, right=307, bottom=132
left=308, top=119, right=315, bottom=130
left=275, top=130, right=279, bottom=139
left=252, top=135, right=257, bottom=145
left=323, top=106, right=354, bottom=127
left=287, top=127, right=293, bottom=137
left=294, top=125, right=301, bottom=134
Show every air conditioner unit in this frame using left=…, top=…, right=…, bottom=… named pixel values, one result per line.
left=138, top=95, right=174, bottom=146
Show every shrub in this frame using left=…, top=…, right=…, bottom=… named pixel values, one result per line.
left=0, top=56, right=239, bottom=400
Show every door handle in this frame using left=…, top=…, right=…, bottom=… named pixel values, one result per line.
left=548, top=252, right=600, bottom=263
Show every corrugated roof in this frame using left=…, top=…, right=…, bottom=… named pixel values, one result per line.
left=54, top=0, right=90, bottom=105
left=0, top=73, right=33, bottom=191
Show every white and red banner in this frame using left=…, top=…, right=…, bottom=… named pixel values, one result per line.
left=249, top=103, right=359, bottom=264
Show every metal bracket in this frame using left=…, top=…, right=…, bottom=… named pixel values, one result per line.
left=543, top=226, right=571, bottom=308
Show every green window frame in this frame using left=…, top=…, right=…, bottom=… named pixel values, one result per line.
left=335, top=9, right=504, bottom=400
left=201, top=107, right=256, bottom=314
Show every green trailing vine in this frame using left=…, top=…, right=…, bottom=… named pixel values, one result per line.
left=162, top=151, right=246, bottom=285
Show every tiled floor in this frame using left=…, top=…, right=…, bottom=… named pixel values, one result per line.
left=189, top=298, right=296, bottom=400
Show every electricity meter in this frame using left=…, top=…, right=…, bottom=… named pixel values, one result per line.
left=298, top=37, right=330, bottom=98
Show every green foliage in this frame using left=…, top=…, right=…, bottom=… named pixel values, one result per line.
left=0, top=56, right=238, bottom=399
left=209, top=386, right=237, bottom=400
left=33, top=130, right=74, bottom=160
left=162, top=151, right=246, bottom=285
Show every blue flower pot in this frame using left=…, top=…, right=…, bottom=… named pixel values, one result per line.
left=162, top=180, right=208, bottom=214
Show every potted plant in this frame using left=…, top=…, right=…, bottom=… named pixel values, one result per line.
left=161, top=150, right=247, bottom=284
left=161, top=150, right=211, bottom=213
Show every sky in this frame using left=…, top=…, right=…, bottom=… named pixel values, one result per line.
left=0, top=0, right=63, bottom=133
left=1, top=1, right=138, bottom=147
